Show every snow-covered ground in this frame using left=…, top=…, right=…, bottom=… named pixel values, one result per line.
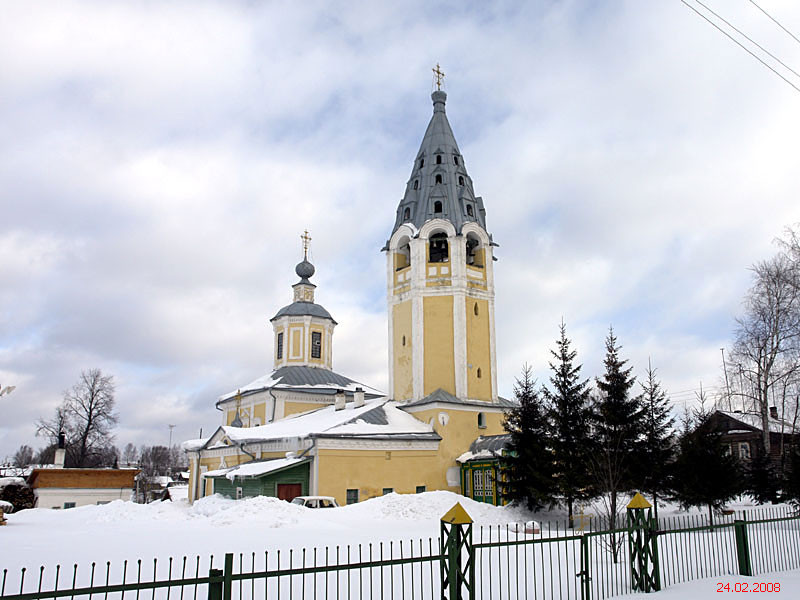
left=0, top=491, right=529, bottom=574
left=0, top=492, right=796, bottom=599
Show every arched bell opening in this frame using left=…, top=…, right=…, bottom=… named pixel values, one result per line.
left=429, top=232, right=449, bottom=263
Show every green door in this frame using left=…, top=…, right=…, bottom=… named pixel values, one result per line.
left=472, top=467, right=495, bottom=504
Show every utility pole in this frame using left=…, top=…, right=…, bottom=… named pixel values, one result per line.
left=168, top=424, right=176, bottom=478
left=721, top=348, right=732, bottom=411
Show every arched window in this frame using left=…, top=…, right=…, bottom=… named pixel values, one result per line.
left=402, top=335, right=406, bottom=346
left=433, top=200, right=443, bottom=213
left=413, top=180, right=418, bottom=190
left=458, top=176, right=464, bottom=186
left=403, top=207, right=411, bottom=220
left=466, top=204, right=473, bottom=217
left=419, top=158, right=424, bottom=168
left=477, top=412, right=486, bottom=428
left=435, top=174, right=442, bottom=184
left=477, top=368, right=482, bottom=379
left=473, top=302, right=479, bottom=316
left=429, top=233, right=449, bottom=263
left=454, top=156, right=459, bottom=165
left=436, top=155, right=442, bottom=164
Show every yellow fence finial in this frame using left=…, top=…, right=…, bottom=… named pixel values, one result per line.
left=441, top=502, right=473, bottom=525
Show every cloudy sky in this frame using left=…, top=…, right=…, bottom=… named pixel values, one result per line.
left=2, top=0, right=799, bottom=460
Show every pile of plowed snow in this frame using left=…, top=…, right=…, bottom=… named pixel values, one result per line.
left=82, top=490, right=527, bottom=528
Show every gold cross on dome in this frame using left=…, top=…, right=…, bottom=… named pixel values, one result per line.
left=301, top=230, right=312, bottom=260
left=433, top=63, right=445, bottom=90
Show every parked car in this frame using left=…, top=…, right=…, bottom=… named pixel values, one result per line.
left=290, top=496, right=340, bottom=508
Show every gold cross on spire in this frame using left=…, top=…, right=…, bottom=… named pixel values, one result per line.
left=301, top=229, right=312, bottom=260
left=433, top=63, right=445, bottom=90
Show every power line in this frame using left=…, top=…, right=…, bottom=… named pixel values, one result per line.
left=748, top=0, right=800, bottom=47
left=679, top=0, right=800, bottom=94
left=694, top=0, right=800, bottom=80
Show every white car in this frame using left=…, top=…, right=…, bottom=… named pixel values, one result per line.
left=290, top=495, right=340, bottom=508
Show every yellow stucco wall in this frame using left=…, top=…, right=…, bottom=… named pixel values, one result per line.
left=392, top=300, right=413, bottom=400
left=316, top=448, right=441, bottom=505
left=423, top=295, right=455, bottom=396
left=252, top=402, right=267, bottom=425
left=405, top=407, right=506, bottom=490
left=466, top=297, right=492, bottom=401
left=288, top=325, right=303, bottom=362
left=283, top=400, right=326, bottom=417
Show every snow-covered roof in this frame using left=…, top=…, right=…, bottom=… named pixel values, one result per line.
left=182, top=438, right=210, bottom=451
left=204, top=457, right=310, bottom=481
left=457, top=434, right=511, bottom=463
left=403, top=388, right=517, bottom=410
left=204, top=397, right=439, bottom=449
left=718, top=411, right=800, bottom=434
left=218, top=365, right=383, bottom=403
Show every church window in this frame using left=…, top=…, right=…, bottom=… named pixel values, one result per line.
left=434, top=200, right=443, bottom=213
left=454, top=156, right=459, bottom=165
left=436, top=155, right=442, bottom=164
left=311, top=331, right=322, bottom=359
left=402, top=335, right=406, bottom=346
left=403, top=207, right=411, bottom=220
left=466, top=204, right=473, bottom=217
left=429, top=233, right=449, bottom=262
left=473, top=302, right=479, bottom=316
left=346, top=489, right=359, bottom=504
left=477, top=412, right=486, bottom=428
left=413, top=179, right=418, bottom=190
left=435, top=174, right=442, bottom=184
left=276, top=332, right=284, bottom=359
left=416, top=485, right=426, bottom=493
left=459, top=176, right=464, bottom=186
left=382, top=487, right=394, bottom=495
left=419, top=158, right=424, bottom=168
left=477, top=368, right=482, bottom=379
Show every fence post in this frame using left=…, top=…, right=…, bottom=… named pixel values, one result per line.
left=734, top=519, right=752, bottom=576
left=440, top=503, right=474, bottom=600
left=626, top=492, right=659, bottom=593
left=580, top=534, right=591, bottom=600
left=223, top=553, right=233, bottom=600
left=208, top=567, right=223, bottom=600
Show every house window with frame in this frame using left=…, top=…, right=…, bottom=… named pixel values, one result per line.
left=236, top=487, right=243, bottom=500
left=739, top=442, right=751, bottom=461
left=478, top=412, right=486, bottom=428
left=311, top=331, right=322, bottom=359
left=276, top=332, right=284, bottom=359
left=346, top=489, right=359, bottom=505
left=63, top=502, right=76, bottom=509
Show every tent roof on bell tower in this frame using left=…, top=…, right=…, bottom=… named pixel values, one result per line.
left=387, top=89, right=489, bottom=242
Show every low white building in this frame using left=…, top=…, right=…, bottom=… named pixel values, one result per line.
left=28, top=468, right=139, bottom=509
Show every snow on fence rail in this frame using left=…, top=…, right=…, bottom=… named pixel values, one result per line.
left=0, top=505, right=798, bottom=600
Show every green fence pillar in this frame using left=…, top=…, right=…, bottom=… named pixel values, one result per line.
left=440, top=503, right=474, bottom=600
left=626, top=492, right=660, bottom=593
left=734, top=519, right=753, bottom=576
left=579, top=534, right=591, bottom=600
left=208, top=568, right=223, bottom=600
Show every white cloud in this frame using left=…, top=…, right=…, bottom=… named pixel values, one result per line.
left=2, top=0, right=800, bottom=458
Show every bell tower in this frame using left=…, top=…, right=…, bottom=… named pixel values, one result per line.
left=385, top=82, right=497, bottom=404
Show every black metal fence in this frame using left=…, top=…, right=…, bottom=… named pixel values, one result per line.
left=1, top=505, right=797, bottom=600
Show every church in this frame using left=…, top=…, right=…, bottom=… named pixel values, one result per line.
left=184, top=76, right=514, bottom=506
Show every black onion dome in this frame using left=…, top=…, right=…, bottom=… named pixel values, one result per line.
left=295, top=259, right=315, bottom=280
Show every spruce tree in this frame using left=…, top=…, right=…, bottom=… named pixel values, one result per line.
left=591, top=327, right=645, bottom=533
left=672, top=411, right=742, bottom=526
left=639, top=360, right=675, bottom=519
left=542, top=320, right=594, bottom=528
left=746, top=442, right=778, bottom=504
left=502, top=364, right=556, bottom=510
